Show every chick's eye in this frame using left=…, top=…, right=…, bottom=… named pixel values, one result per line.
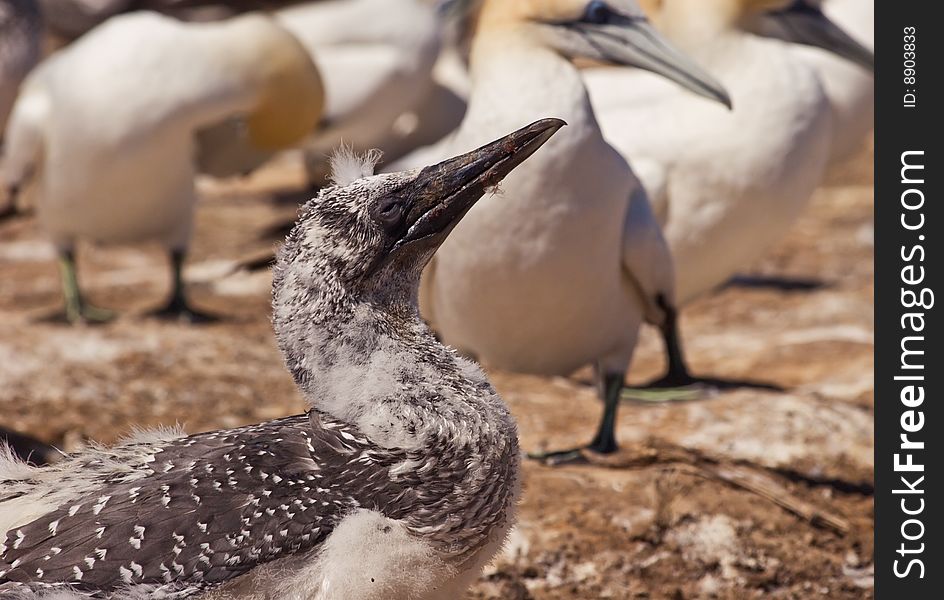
left=376, top=198, right=404, bottom=229
left=583, top=0, right=612, bottom=24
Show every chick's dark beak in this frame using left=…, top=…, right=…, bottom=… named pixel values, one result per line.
left=392, top=118, right=566, bottom=252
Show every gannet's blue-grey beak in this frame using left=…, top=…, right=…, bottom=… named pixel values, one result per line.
left=392, top=118, right=566, bottom=253
left=758, top=1, right=873, bottom=70
left=553, top=1, right=731, bottom=108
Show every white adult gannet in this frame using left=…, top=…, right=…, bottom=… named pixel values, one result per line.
left=37, top=1, right=309, bottom=40
left=793, top=0, right=873, bottom=164
left=583, top=0, right=873, bottom=305
left=419, top=0, right=730, bottom=459
left=0, top=0, right=41, bottom=142
left=0, top=119, right=561, bottom=600
left=275, top=0, right=453, bottom=183
left=0, top=11, right=323, bottom=323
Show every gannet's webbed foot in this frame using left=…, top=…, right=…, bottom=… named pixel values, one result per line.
left=626, top=295, right=717, bottom=402
left=527, top=439, right=618, bottom=466
left=66, top=303, right=116, bottom=325
left=149, top=249, right=218, bottom=324
left=627, top=295, right=782, bottom=400
left=621, top=382, right=709, bottom=403
left=56, top=250, right=115, bottom=325
left=150, top=295, right=218, bottom=324
left=528, top=371, right=623, bottom=466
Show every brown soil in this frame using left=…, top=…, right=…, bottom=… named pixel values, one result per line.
left=0, top=141, right=874, bottom=599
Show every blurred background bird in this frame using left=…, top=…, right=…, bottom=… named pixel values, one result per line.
left=583, top=0, right=873, bottom=307
left=0, top=0, right=41, bottom=147
left=0, top=10, right=323, bottom=323
left=37, top=0, right=310, bottom=41
left=275, top=0, right=466, bottom=185
left=405, top=0, right=731, bottom=461
left=792, top=0, right=873, bottom=167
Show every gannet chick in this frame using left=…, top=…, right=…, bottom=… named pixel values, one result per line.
left=584, top=0, right=873, bottom=304
left=274, top=0, right=448, bottom=183
left=36, top=1, right=306, bottom=40
left=791, top=0, right=874, bottom=164
left=0, top=11, right=323, bottom=323
left=0, top=0, right=41, bottom=141
left=0, top=119, right=563, bottom=599
left=419, top=0, right=730, bottom=460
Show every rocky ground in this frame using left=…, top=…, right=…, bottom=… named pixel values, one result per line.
left=0, top=142, right=874, bottom=599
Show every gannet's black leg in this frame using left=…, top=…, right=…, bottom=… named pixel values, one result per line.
left=626, top=295, right=784, bottom=401
left=57, top=249, right=114, bottom=324
left=658, top=299, right=695, bottom=384
left=150, top=249, right=217, bottom=323
left=529, top=370, right=623, bottom=465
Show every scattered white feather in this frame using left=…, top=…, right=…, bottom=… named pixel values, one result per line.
left=328, top=145, right=383, bottom=186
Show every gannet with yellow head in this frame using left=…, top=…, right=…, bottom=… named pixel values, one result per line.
left=584, top=0, right=873, bottom=304
left=0, top=11, right=324, bottom=322
left=418, top=0, right=731, bottom=460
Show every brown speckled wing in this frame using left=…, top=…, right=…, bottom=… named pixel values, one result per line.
left=0, top=413, right=407, bottom=598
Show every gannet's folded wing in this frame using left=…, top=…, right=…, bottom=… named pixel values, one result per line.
left=0, top=72, right=50, bottom=203
left=0, top=413, right=407, bottom=597
left=629, top=156, right=669, bottom=227
left=620, top=184, right=676, bottom=328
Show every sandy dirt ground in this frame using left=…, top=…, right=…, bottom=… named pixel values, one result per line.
left=0, top=140, right=874, bottom=599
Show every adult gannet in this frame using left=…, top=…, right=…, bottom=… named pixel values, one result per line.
left=583, top=0, right=873, bottom=304
left=0, top=119, right=561, bottom=599
left=0, top=0, right=41, bottom=142
left=793, top=0, right=874, bottom=164
left=0, top=11, right=323, bottom=323
left=274, top=0, right=450, bottom=183
left=37, top=1, right=310, bottom=40
left=419, top=0, right=730, bottom=459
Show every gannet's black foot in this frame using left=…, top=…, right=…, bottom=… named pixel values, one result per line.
left=529, top=369, right=622, bottom=466
left=624, top=371, right=788, bottom=402
left=527, top=437, right=618, bottom=466
left=149, top=249, right=219, bottom=323
left=149, top=296, right=218, bottom=324
left=622, top=368, right=714, bottom=403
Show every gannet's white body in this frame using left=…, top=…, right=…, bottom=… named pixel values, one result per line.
left=793, top=0, right=873, bottom=163
left=0, top=0, right=41, bottom=140
left=425, top=32, right=659, bottom=376
left=276, top=0, right=455, bottom=181
left=0, top=11, right=323, bottom=321
left=584, top=0, right=836, bottom=303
